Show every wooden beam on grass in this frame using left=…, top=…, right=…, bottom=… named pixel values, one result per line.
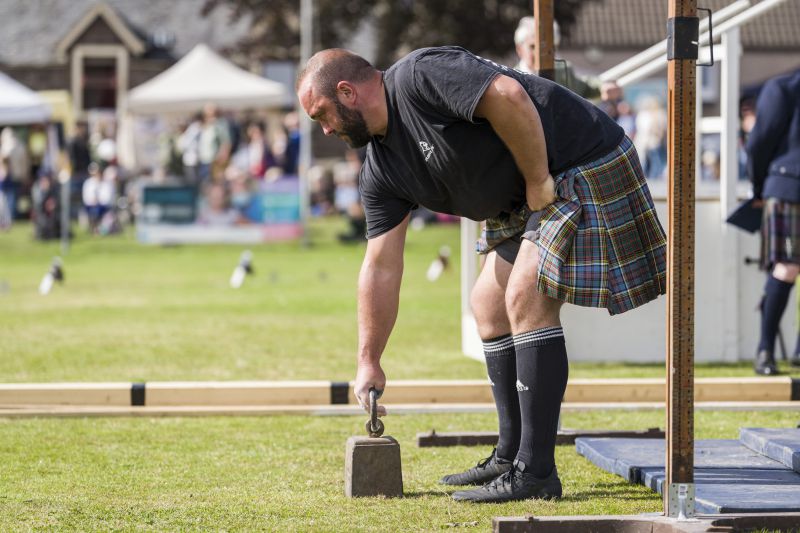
left=0, top=378, right=796, bottom=407
left=2, top=401, right=799, bottom=419
left=416, top=427, right=664, bottom=447
left=0, top=382, right=132, bottom=406
left=492, top=513, right=800, bottom=532
left=145, top=381, right=334, bottom=406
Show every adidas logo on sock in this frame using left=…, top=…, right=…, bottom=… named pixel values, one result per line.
left=516, top=379, right=529, bottom=392
left=488, top=375, right=495, bottom=387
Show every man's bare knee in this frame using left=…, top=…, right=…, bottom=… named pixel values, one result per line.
left=504, top=279, right=531, bottom=326
left=471, top=254, right=512, bottom=338
left=470, top=280, right=500, bottom=322
left=505, top=271, right=561, bottom=332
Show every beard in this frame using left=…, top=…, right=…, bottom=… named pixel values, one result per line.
left=334, top=99, right=372, bottom=148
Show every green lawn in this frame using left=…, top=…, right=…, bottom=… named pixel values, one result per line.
left=2, top=220, right=799, bottom=530
left=2, top=410, right=797, bottom=531
left=1, top=219, right=797, bottom=382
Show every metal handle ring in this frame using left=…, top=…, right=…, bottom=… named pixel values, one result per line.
left=366, top=388, right=384, bottom=437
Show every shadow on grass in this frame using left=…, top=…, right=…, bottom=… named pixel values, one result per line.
left=563, top=480, right=660, bottom=503
left=563, top=490, right=658, bottom=502
left=403, top=489, right=457, bottom=498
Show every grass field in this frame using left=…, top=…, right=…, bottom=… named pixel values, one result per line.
left=1, top=219, right=799, bottom=530
left=2, top=219, right=797, bottom=382
left=3, top=410, right=798, bottom=531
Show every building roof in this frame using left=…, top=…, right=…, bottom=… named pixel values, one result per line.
left=562, top=0, right=800, bottom=51
left=0, top=0, right=251, bottom=66
left=55, top=1, right=146, bottom=61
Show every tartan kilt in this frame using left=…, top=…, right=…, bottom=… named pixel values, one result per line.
left=760, top=198, right=800, bottom=270
left=478, top=136, right=667, bottom=315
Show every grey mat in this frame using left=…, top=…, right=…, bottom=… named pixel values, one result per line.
left=575, top=438, right=786, bottom=483
left=576, top=436, right=800, bottom=513
left=740, top=427, right=800, bottom=473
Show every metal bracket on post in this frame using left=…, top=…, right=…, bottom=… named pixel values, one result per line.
left=668, top=483, right=696, bottom=519
left=667, top=9, right=715, bottom=66
left=667, top=16, right=699, bottom=61
left=696, top=8, right=714, bottom=67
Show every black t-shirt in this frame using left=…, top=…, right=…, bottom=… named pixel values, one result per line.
left=360, top=46, right=624, bottom=238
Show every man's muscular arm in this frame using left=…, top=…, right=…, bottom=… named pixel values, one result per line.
left=474, top=74, right=556, bottom=211
left=353, top=213, right=410, bottom=414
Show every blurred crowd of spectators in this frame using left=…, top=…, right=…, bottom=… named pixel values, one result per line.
left=0, top=28, right=760, bottom=243
left=0, top=104, right=305, bottom=239
left=598, top=81, right=669, bottom=181
left=0, top=125, right=63, bottom=237
left=153, top=103, right=301, bottom=227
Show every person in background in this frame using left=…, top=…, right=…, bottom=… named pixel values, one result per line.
left=334, top=148, right=367, bottom=242
left=274, top=112, right=301, bottom=176
left=178, top=113, right=203, bottom=184
left=599, top=81, right=625, bottom=120
left=197, top=182, right=239, bottom=226
left=197, top=103, right=232, bottom=184
left=615, top=100, right=636, bottom=139
left=82, top=162, right=115, bottom=234
left=0, top=127, right=30, bottom=219
left=0, top=159, right=11, bottom=230
left=67, top=122, right=92, bottom=211
left=747, top=70, right=800, bottom=375
left=513, top=16, right=599, bottom=99
left=242, top=121, right=276, bottom=180
left=28, top=125, right=47, bottom=180
left=95, top=126, right=118, bottom=169
left=307, top=164, right=335, bottom=216
left=599, top=80, right=639, bottom=141
left=31, top=168, right=61, bottom=240
left=634, top=97, right=668, bottom=180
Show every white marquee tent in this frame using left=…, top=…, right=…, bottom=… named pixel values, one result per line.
left=127, top=44, right=288, bottom=114
left=0, top=71, right=51, bottom=125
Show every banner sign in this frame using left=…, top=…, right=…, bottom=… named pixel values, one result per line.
left=137, top=177, right=302, bottom=244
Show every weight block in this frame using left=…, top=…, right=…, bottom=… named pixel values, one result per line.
left=345, top=435, right=403, bottom=498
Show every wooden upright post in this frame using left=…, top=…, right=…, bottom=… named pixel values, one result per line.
left=665, top=0, right=696, bottom=519
left=533, top=0, right=555, bottom=81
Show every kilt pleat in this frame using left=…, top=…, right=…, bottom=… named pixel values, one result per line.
left=479, top=136, right=667, bottom=315
left=760, top=198, right=800, bottom=270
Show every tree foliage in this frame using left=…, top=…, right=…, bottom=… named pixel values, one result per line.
left=203, top=0, right=597, bottom=69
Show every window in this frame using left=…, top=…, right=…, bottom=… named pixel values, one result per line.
left=82, top=57, right=116, bottom=110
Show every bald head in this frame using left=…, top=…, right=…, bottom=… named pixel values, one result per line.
left=297, top=48, right=376, bottom=100
left=297, top=48, right=388, bottom=145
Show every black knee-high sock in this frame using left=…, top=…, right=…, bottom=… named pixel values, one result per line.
left=758, top=275, right=794, bottom=354
left=483, top=334, right=520, bottom=461
left=513, top=327, right=568, bottom=478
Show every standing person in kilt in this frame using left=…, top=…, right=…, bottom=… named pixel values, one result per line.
left=747, top=71, right=800, bottom=375
left=297, top=47, right=667, bottom=502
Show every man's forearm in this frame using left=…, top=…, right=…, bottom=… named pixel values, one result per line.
left=357, top=260, right=403, bottom=365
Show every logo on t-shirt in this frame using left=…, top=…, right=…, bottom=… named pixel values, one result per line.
left=419, top=141, right=435, bottom=162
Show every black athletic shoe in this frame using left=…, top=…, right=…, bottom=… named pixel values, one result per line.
left=439, top=448, right=513, bottom=486
left=754, top=350, right=780, bottom=375
left=451, top=460, right=562, bottom=503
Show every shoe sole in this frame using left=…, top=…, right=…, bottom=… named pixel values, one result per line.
left=439, top=474, right=509, bottom=486
left=452, top=492, right=562, bottom=503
